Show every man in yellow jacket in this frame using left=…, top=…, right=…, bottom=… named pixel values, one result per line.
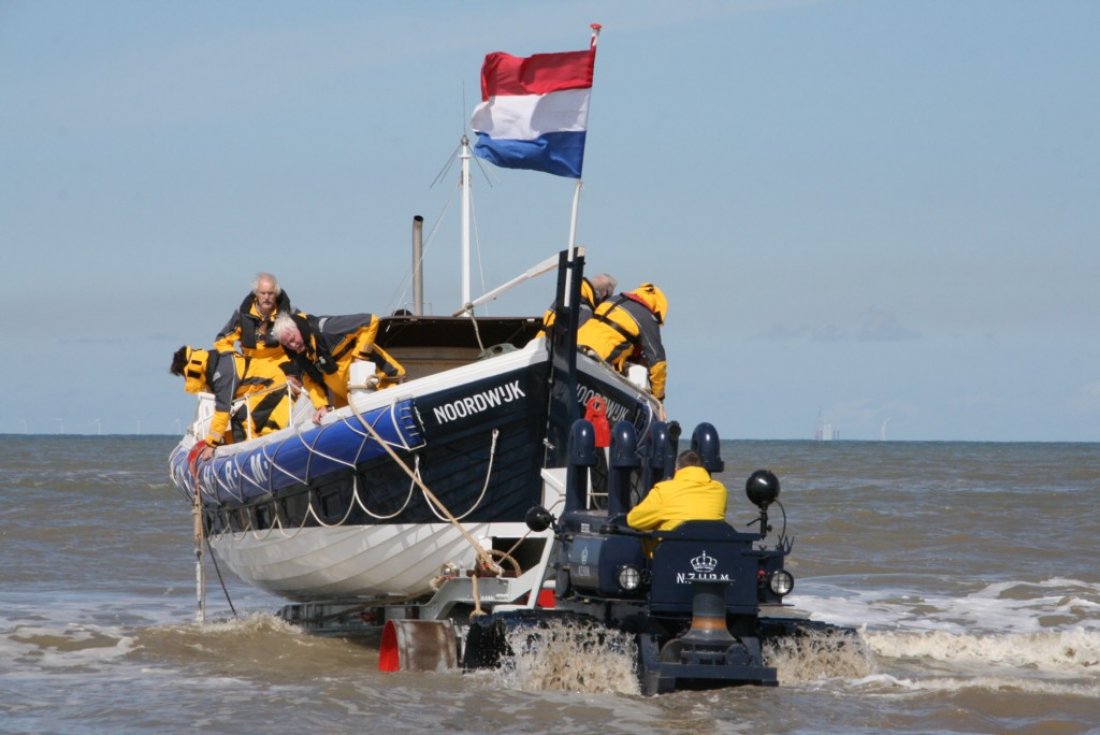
left=170, top=345, right=292, bottom=458
left=214, top=272, right=303, bottom=365
left=539, top=272, right=617, bottom=334
left=626, top=450, right=727, bottom=532
left=577, top=282, right=668, bottom=402
left=272, top=312, right=405, bottom=424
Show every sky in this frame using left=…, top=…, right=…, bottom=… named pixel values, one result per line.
left=2, top=0, right=1098, bottom=441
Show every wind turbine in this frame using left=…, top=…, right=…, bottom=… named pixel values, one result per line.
left=93, top=418, right=102, bottom=436
left=55, top=418, right=64, bottom=434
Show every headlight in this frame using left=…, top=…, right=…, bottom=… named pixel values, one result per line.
left=768, top=570, right=794, bottom=596
left=618, top=565, right=642, bottom=591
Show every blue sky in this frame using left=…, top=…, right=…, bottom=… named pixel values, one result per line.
left=2, top=1, right=1098, bottom=441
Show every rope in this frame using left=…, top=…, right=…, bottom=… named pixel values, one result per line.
left=421, top=428, right=499, bottom=523
left=347, top=397, right=503, bottom=577
left=469, top=313, right=486, bottom=352
left=351, top=464, right=417, bottom=520
left=305, top=481, right=359, bottom=528
left=471, top=574, right=483, bottom=617
left=204, top=537, right=238, bottom=617
left=468, top=549, right=523, bottom=621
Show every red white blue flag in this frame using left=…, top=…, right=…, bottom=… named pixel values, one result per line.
left=470, top=38, right=597, bottom=179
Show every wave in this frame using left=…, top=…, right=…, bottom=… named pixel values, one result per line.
left=866, top=628, right=1100, bottom=675
left=793, top=575, right=1100, bottom=636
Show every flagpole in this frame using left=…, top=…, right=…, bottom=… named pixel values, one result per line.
left=564, top=23, right=601, bottom=308
left=564, top=181, right=582, bottom=307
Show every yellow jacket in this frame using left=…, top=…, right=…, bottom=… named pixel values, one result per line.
left=576, top=283, right=668, bottom=400
left=283, top=313, right=405, bottom=410
left=214, top=290, right=296, bottom=363
left=538, top=277, right=598, bottom=336
left=179, top=347, right=290, bottom=445
left=626, top=466, right=727, bottom=531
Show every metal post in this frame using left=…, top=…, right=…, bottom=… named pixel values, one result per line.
left=412, top=215, right=424, bottom=315
left=192, top=478, right=206, bottom=623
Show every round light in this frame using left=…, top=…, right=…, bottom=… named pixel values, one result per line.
left=618, top=565, right=642, bottom=591
left=768, top=570, right=794, bottom=596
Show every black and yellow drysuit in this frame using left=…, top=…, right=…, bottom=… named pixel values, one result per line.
left=281, top=313, right=405, bottom=412
left=177, top=347, right=291, bottom=446
left=538, top=277, right=599, bottom=337
left=576, top=282, right=669, bottom=401
left=214, top=289, right=297, bottom=363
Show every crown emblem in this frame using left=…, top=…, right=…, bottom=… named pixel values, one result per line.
left=691, top=550, right=717, bottom=574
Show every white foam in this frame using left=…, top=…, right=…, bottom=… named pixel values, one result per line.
left=497, top=619, right=641, bottom=695
left=866, top=628, right=1100, bottom=675
left=790, top=575, right=1100, bottom=636
left=847, top=671, right=1100, bottom=699
left=2, top=622, right=136, bottom=671
left=767, top=628, right=875, bottom=683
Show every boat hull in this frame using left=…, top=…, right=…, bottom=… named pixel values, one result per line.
left=170, top=342, right=659, bottom=601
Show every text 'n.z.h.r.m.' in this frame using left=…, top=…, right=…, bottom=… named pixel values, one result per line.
left=431, top=380, right=526, bottom=425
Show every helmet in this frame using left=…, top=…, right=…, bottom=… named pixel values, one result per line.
left=629, top=283, right=668, bottom=324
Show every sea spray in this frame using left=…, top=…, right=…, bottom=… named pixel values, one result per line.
left=766, top=627, right=875, bottom=684
left=497, top=619, right=641, bottom=695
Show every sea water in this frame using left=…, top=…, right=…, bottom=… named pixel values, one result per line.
left=1, top=435, right=1097, bottom=734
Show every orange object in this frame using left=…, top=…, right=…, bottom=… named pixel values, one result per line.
left=585, top=396, right=610, bottom=447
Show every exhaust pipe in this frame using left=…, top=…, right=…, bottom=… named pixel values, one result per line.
left=412, top=215, right=424, bottom=315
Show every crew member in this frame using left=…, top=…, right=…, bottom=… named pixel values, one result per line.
left=169, top=345, right=291, bottom=459
left=539, top=272, right=617, bottom=334
left=214, top=272, right=299, bottom=363
left=626, top=450, right=727, bottom=532
left=576, top=282, right=668, bottom=401
left=272, top=312, right=405, bottom=424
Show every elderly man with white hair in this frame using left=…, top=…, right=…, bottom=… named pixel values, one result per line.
left=272, top=312, right=405, bottom=424
left=214, top=272, right=300, bottom=363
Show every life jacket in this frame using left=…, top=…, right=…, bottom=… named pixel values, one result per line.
left=182, top=347, right=219, bottom=395
left=577, top=283, right=669, bottom=400
left=585, top=295, right=643, bottom=365
left=180, top=346, right=289, bottom=442
left=237, top=290, right=294, bottom=350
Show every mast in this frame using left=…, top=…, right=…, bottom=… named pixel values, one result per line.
left=460, top=134, right=472, bottom=314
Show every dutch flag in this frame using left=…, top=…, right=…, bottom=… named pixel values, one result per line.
left=470, top=41, right=597, bottom=179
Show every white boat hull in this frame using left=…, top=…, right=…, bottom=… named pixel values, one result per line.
left=210, top=520, right=534, bottom=601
